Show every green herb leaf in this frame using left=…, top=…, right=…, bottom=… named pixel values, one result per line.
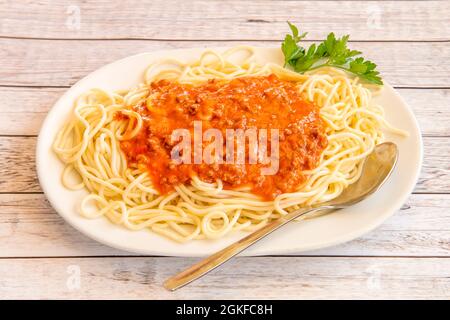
left=287, top=21, right=307, bottom=42
left=287, top=21, right=298, bottom=39
left=280, top=22, right=383, bottom=85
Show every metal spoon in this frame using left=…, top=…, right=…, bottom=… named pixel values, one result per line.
left=164, top=142, right=398, bottom=291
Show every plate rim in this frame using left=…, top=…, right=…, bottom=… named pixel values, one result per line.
left=36, top=46, right=423, bottom=257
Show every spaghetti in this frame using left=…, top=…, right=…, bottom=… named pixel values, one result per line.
left=53, top=46, right=407, bottom=242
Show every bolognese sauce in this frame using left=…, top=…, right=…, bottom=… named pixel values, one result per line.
left=118, top=74, right=327, bottom=200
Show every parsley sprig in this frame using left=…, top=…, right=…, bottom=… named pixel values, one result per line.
left=281, top=22, right=383, bottom=85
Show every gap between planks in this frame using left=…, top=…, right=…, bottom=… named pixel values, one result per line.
left=1, top=255, right=450, bottom=260
left=2, top=85, right=450, bottom=89
left=1, top=36, right=450, bottom=42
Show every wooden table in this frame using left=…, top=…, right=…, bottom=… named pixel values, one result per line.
left=0, top=0, right=449, bottom=299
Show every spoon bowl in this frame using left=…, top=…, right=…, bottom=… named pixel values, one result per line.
left=324, top=142, right=398, bottom=208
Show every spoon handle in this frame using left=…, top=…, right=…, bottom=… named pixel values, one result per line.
left=163, top=207, right=319, bottom=291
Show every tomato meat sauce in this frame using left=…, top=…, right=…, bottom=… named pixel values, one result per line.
left=118, top=74, right=328, bottom=200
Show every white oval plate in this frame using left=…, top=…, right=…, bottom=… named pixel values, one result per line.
left=36, top=47, right=423, bottom=257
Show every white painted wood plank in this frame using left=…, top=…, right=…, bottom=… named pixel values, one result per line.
left=0, top=136, right=447, bottom=193
left=0, top=194, right=448, bottom=258
left=0, top=257, right=448, bottom=299
left=0, top=1, right=448, bottom=41
left=0, top=87, right=61, bottom=136
left=1, top=39, right=448, bottom=87
left=1, top=87, right=448, bottom=136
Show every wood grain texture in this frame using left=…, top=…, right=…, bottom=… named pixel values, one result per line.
left=1, top=87, right=449, bottom=137
left=1, top=38, right=449, bottom=87
left=2, top=136, right=447, bottom=194
left=1, top=1, right=449, bottom=41
left=0, top=256, right=449, bottom=299
left=0, top=194, right=449, bottom=258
